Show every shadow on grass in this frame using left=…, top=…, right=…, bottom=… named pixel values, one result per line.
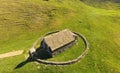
left=14, top=46, right=53, bottom=69
left=14, top=56, right=34, bottom=69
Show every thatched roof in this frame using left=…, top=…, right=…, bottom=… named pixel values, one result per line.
left=43, top=29, right=76, bottom=51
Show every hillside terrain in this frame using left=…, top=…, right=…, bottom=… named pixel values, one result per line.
left=0, top=0, right=120, bottom=73
left=81, top=0, right=120, bottom=10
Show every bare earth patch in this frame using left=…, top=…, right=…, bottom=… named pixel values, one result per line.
left=0, top=50, right=23, bottom=59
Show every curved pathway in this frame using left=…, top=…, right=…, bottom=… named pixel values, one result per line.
left=29, top=31, right=89, bottom=66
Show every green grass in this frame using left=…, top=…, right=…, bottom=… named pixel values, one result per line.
left=81, top=0, right=120, bottom=10
left=0, top=0, right=120, bottom=73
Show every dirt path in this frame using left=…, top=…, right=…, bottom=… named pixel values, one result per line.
left=0, top=50, right=23, bottom=59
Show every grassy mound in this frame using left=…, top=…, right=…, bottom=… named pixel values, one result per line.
left=0, top=0, right=120, bottom=73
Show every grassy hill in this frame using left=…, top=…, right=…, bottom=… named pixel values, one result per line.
left=81, top=0, right=120, bottom=10
left=0, top=0, right=120, bottom=73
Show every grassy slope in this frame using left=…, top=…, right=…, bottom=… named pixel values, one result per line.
left=0, top=0, right=120, bottom=73
left=81, top=0, right=120, bottom=10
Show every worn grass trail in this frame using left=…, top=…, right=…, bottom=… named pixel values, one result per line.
left=0, top=50, right=23, bottom=59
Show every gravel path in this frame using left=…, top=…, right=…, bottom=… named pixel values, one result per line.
left=29, top=31, right=89, bottom=66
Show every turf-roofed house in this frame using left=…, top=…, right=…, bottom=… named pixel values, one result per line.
left=35, top=29, right=78, bottom=59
